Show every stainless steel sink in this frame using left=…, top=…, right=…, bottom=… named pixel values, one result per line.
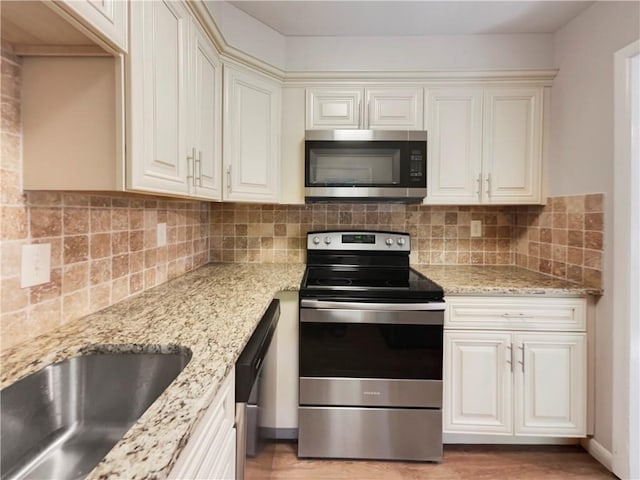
left=1, top=351, right=192, bottom=480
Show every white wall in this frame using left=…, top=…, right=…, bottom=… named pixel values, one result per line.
left=285, top=34, right=554, bottom=71
left=551, top=0, right=640, bottom=459
left=208, top=2, right=554, bottom=72
left=203, top=1, right=286, bottom=70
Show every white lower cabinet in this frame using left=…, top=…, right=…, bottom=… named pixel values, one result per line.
left=444, top=297, right=587, bottom=438
left=169, top=368, right=236, bottom=480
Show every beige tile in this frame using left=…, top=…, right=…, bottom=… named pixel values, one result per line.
left=28, top=297, right=62, bottom=337
left=91, top=233, right=112, bottom=259
left=63, top=207, right=89, bottom=235
left=1, top=310, right=28, bottom=351
left=1, top=131, right=21, bottom=171
left=1, top=206, right=28, bottom=240
left=29, top=268, right=61, bottom=304
left=90, top=283, right=111, bottom=311
left=90, top=208, right=111, bottom=233
left=62, top=289, right=89, bottom=323
left=63, top=235, right=88, bottom=264
left=1, top=276, right=28, bottom=312
left=62, top=262, right=88, bottom=294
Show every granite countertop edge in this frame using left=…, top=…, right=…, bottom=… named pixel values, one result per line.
left=0, top=263, right=599, bottom=480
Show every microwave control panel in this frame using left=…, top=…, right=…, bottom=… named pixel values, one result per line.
left=408, top=146, right=425, bottom=183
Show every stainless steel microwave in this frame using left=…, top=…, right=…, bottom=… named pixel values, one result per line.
left=304, top=130, right=427, bottom=203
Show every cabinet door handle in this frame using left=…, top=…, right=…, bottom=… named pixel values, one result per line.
left=476, top=173, right=482, bottom=202
left=195, top=150, right=203, bottom=187
left=507, top=342, right=514, bottom=373
left=359, top=99, right=365, bottom=128
left=485, top=173, right=492, bottom=198
left=226, top=165, right=231, bottom=194
left=187, top=147, right=195, bottom=185
left=518, top=344, right=525, bottom=372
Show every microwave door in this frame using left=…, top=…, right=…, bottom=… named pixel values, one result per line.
left=308, top=146, right=401, bottom=187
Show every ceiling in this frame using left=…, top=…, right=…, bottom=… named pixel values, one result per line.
left=229, top=1, right=594, bottom=36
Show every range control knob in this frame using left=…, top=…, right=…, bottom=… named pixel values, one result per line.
left=397, top=238, right=406, bottom=246
left=312, top=236, right=320, bottom=245
left=324, top=236, right=332, bottom=245
left=385, top=237, right=394, bottom=246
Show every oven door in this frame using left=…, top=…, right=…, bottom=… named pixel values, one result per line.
left=299, top=300, right=444, bottom=409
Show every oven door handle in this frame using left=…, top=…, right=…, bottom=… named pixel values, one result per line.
left=300, top=299, right=446, bottom=311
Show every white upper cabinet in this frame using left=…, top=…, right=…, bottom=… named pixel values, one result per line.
left=306, top=88, right=362, bottom=129
left=128, top=0, right=191, bottom=196
left=223, top=64, right=281, bottom=203
left=306, top=86, right=423, bottom=130
left=426, top=87, right=483, bottom=204
left=483, top=87, right=543, bottom=204
left=365, top=88, right=423, bottom=130
left=57, top=0, right=128, bottom=52
left=128, top=2, right=223, bottom=199
left=190, top=19, right=222, bottom=200
left=425, top=85, right=544, bottom=205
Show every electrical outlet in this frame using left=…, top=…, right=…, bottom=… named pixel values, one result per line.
left=21, top=243, right=51, bottom=288
left=470, top=220, right=482, bottom=238
left=157, top=222, right=167, bottom=247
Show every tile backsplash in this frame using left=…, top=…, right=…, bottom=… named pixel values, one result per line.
left=1, top=47, right=211, bottom=352
left=514, top=194, right=604, bottom=288
left=210, top=203, right=516, bottom=265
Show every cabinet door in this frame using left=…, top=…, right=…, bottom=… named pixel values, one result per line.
left=60, top=0, right=128, bottom=51
left=425, top=88, right=483, bottom=204
left=306, top=88, right=362, bottom=129
left=482, top=87, right=543, bottom=204
left=223, top=65, right=281, bottom=202
left=365, top=87, right=423, bottom=130
left=514, top=333, right=586, bottom=436
left=190, top=20, right=222, bottom=200
left=444, top=331, right=513, bottom=434
left=128, top=0, right=190, bottom=195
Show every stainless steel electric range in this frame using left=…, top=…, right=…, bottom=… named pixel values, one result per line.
left=297, top=230, right=445, bottom=462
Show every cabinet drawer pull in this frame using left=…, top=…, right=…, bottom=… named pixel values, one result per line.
left=507, top=343, right=514, bottom=373
left=502, top=313, right=534, bottom=319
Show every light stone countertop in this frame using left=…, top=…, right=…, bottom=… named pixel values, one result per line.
left=413, top=264, right=602, bottom=297
left=0, top=262, right=598, bottom=480
left=0, top=263, right=305, bottom=480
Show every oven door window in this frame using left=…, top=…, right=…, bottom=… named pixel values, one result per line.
left=307, top=144, right=401, bottom=186
left=299, top=322, right=443, bottom=380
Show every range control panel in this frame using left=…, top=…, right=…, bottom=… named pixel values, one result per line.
left=307, top=231, right=410, bottom=252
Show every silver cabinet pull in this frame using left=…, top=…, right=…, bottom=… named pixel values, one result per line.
left=226, top=165, right=231, bottom=194
left=187, top=147, right=195, bottom=185
left=485, top=173, right=492, bottom=198
left=502, top=312, right=534, bottom=319
left=518, top=344, right=525, bottom=372
left=476, top=173, right=482, bottom=202
left=507, top=343, right=514, bottom=373
left=195, top=150, right=203, bottom=187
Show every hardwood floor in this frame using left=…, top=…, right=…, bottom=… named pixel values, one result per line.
left=247, top=442, right=616, bottom=480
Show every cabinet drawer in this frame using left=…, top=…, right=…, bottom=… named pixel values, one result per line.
left=169, top=369, right=235, bottom=479
left=445, top=296, right=586, bottom=331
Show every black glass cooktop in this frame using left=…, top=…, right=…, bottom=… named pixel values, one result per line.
left=300, top=266, right=444, bottom=302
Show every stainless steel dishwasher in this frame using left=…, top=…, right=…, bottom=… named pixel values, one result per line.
left=235, top=299, right=279, bottom=480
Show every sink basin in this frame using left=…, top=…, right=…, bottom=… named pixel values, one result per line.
left=1, top=350, right=191, bottom=480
